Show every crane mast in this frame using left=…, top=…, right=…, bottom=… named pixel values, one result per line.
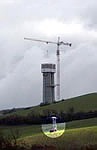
left=24, top=37, right=71, bottom=101
left=57, top=37, right=60, bottom=101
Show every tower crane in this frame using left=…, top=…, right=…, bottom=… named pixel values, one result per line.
left=24, top=37, right=72, bottom=101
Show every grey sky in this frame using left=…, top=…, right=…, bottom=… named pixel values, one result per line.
left=0, top=0, right=97, bottom=109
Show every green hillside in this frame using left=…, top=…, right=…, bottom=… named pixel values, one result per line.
left=1, top=117, right=97, bottom=138
left=1, top=118, right=97, bottom=149
left=1, top=93, right=97, bottom=116
left=1, top=93, right=97, bottom=150
left=19, top=125, right=97, bottom=150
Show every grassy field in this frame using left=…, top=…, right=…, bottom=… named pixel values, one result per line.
left=1, top=93, right=97, bottom=117
left=0, top=93, right=97, bottom=149
left=1, top=124, right=97, bottom=150
left=19, top=126, right=97, bottom=150
left=1, top=117, right=97, bottom=138
left=0, top=117, right=96, bottom=137
left=0, top=118, right=97, bottom=149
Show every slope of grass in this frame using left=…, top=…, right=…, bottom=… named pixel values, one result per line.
left=19, top=126, right=97, bottom=150
left=1, top=93, right=97, bottom=117
left=67, top=117, right=97, bottom=129
left=0, top=118, right=97, bottom=149
left=0, top=117, right=97, bottom=138
left=0, top=125, right=41, bottom=138
left=0, top=93, right=97, bottom=149
left=1, top=124, right=97, bottom=150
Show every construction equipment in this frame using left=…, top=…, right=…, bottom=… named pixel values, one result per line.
left=24, top=37, right=72, bottom=101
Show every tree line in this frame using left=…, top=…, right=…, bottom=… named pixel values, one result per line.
left=0, top=108, right=97, bottom=125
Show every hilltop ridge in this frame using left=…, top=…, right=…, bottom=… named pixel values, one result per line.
left=1, top=92, right=97, bottom=117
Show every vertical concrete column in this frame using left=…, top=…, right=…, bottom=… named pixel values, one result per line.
left=41, top=64, right=56, bottom=104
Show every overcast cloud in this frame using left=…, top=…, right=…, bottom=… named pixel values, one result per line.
left=0, top=0, right=97, bottom=109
